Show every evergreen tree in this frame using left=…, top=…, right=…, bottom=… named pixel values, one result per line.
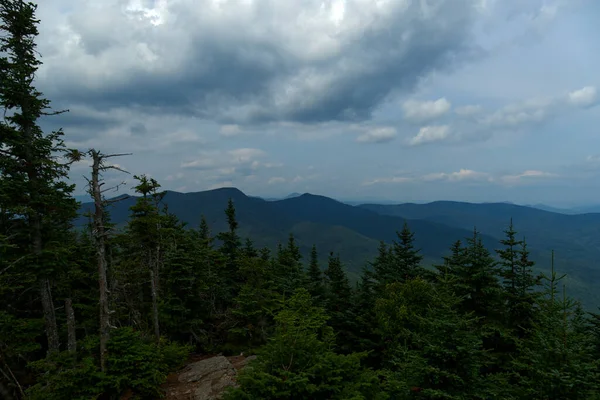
left=217, top=198, right=242, bottom=301
left=225, top=289, right=384, bottom=400
left=306, top=244, right=325, bottom=301
left=0, top=0, right=79, bottom=355
left=376, top=278, right=499, bottom=399
left=512, top=259, right=600, bottom=399
left=390, top=221, right=425, bottom=281
left=126, top=175, right=168, bottom=341
left=274, top=234, right=305, bottom=297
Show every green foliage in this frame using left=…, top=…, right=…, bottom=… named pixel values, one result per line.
left=26, top=328, right=191, bottom=400
left=225, top=289, right=385, bottom=400
left=511, top=268, right=600, bottom=399
left=376, top=279, right=498, bottom=399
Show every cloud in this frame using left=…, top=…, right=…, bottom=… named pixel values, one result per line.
left=181, top=147, right=279, bottom=183
left=482, top=97, right=555, bottom=128
left=36, top=0, right=478, bottom=124
left=363, top=176, right=414, bottom=186
left=267, top=177, right=286, bottom=185
left=364, top=168, right=490, bottom=185
left=455, top=104, right=483, bottom=116
left=423, top=169, right=491, bottom=182
left=365, top=168, right=560, bottom=187
left=408, top=125, right=450, bottom=146
left=402, top=98, right=451, bottom=122
left=356, top=127, right=397, bottom=143
left=567, top=86, right=597, bottom=108
left=500, top=170, right=558, bottom=184
left=219, top=124, right=242, bottom=137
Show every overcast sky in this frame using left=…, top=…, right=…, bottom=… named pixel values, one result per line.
left=34, top=0, right=600, bottom=206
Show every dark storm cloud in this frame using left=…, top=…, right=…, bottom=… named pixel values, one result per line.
left=38, top=0, right=479, bottom=125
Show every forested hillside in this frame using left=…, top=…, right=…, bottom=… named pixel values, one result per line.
left=2, top=2, right=600, bottom=399
left=78, top=189, right=600, bottom=307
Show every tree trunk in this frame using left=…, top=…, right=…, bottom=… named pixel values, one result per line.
left=65, top=298, right=77, bottom=354
left=39, top=277, right=59, bottom=354
left=90, top=150, right=110, bottom=372
left=150, top=265, right=160, bottom=341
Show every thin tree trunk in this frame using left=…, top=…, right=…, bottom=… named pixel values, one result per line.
left=65, top=298, right=77, bottom=354
left=39, top=277, right=59, bottom=354
left=90, top=150, right=111, bottom=372
left=150, top=265, right=160, bottom=341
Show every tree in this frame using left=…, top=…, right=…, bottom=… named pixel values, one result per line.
left=0, top=0, right=79, bottom=354
left=83, top=149, right=130, bottom=371
left=127, top=174, right=167, bottom=341
left=512, top=258, right=600, bottom=398
left=375, top=278, right=498, bottom=399
left=390, top=221, right=425, bottom=281
left=225, top=289, right=384, bottom=400
left=306, top=244, right=325, bottom=301
left=217, top=198, right=242, bottom=301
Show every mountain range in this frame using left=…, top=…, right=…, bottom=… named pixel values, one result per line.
left=76, top=188, right=600, bottom=308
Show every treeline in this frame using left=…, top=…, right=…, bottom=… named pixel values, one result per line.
left=1, top=1, right=600, bottom=399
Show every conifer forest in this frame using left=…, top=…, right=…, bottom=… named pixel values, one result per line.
left=1, top=1, right=600, bottom=399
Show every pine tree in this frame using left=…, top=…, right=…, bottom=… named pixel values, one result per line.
left=390, top=221, right=425, bottom=281
left=323, top=252, right=355, bottom=353
left=512, top=257, right=600, bottom=398
left=217, top=198, right=242, bottom=300
left=0, top=0, right=79, bottom=354
left=306, top=244, right=325, bottom=301
left=126, top=175, right=167, bottom=341
left=198, top=214, right=213, bottom=248
left=225, top=289, right=384, bottom=400
left=496, top=219, right=521, bottom=303
left=376, top=278, right=497, bottom=399
left=274, top=234, right=305, bottom=297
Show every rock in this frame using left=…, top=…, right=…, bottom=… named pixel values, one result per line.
left=165, top=355, right=239, bottom=400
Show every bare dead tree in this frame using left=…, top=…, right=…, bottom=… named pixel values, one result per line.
left=84, top=149, right=131, bottom=372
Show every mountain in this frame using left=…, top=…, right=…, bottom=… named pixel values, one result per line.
left=360, top=201, right=600, bottom=306
left=76, top=188, right=495, bottom=278
left=75, top=189, right=600, bottom=307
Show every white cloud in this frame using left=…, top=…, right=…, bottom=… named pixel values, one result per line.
left=268, top=177, right=286, bottom=185
left=228, top=148, right=266, bottom=163
left=423, top=169, right=491, bottom=182
left=408, top=125, right=450, bottom=146
left=455, top=104, right=483, bottom=116
left=363, top=176, right=414, bottom=186
left=364, top=169, right=490, bottom=185
left=567, top=86, right=597, bottom=108
left=219, top=124, right=242, bottom=137
left=500, top=170, right=558, bottom=184
left=180, top=147, right=279, bottom=183
left=402, top=98, right=451, bottom=122
left=356, top=127, right=397, bottom=143
left=482, top=97, right=554, bottom=127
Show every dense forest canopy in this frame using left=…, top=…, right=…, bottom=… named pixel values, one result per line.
left=1, top=1, right=600, bottom=399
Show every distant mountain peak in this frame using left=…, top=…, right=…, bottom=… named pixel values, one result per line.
left=204, top=187, right=247, bottom=197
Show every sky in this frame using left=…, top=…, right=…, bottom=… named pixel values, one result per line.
left=32, top=0, right=600, bottom=206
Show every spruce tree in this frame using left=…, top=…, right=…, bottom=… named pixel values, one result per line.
left=306, top=244, right=324, bottom=301
left=390, top=221, right=425, bottom=281
left=0, top=0, right=79, bottom=354
left=126, top=175, right=167, bottom=341
left=512, top=258, right=600, bottom=398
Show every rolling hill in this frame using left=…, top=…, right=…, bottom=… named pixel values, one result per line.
left=76, top=189, right=600, bottom=308
left=76, top=188, right=495, bottom=276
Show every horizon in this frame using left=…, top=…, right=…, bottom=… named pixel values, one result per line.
left=37, top=1, right=600, bottom=206
left=73, top=186, right=600, bottom=211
